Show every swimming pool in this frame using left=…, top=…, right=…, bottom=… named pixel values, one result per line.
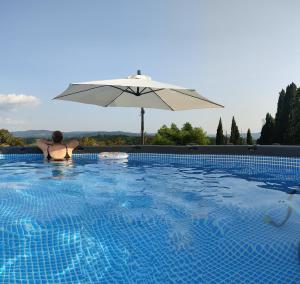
left=0, top=153, right=299, bottom=283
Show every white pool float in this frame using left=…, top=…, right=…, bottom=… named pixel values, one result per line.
left=99, top=152, right=129, bottom=160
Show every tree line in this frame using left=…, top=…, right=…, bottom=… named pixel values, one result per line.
left=151, top=122, right=210, bottom=145
left=258, top=83, right=300, bottom=145
left=78, top=123, right=211, bottom=146
left=82, top=119, right=254, bottom=146
left=217, top=82, right=300, bottom=145
left=215, top=117, right=253, bottom=145
left=78, top=135, right=141, bottom=146
left=0, top=129, right=24, bottom=146
left=0, top=120, right=249, bottom=147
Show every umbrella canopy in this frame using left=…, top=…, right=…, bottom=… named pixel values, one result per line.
left=54, top=71, right=223, bottom=144
left=54, top=73, right=223, bottom=110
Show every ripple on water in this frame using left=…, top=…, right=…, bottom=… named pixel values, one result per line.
left=0, top=158, right=299, bottom=283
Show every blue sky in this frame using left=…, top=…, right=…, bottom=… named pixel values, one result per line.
left=1, top=0, right=300, bottom=134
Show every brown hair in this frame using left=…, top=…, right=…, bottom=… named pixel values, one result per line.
left=52, top=131, right=63, bottom=143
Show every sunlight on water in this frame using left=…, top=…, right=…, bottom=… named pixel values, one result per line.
left=0, top=156, right=299, bottom=283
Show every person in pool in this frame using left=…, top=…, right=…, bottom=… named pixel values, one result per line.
left=37, top=131, right=79, bottom=161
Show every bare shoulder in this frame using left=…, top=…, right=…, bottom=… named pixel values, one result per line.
left=67, top=139, right=79, bottom=150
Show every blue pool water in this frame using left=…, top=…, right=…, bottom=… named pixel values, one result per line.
left=0, top=154, right=300, bottom=283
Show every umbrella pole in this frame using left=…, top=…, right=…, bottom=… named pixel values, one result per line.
left=137, top=69, right=145, bottom=145
left=141, top=107, right=145, bottom=145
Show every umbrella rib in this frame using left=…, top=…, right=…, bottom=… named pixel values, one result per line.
left=140, top=88, right=164, bottom=95
left=109, top=85, right=136, bottom=95
left=55, top=85, right=135, bottom=99
left=128, top=86, right=136, bottom=94
left=55, top=85, right=108, bottom=99
left=150, top=88, right=174, bottom=111
left=169, top=89, right=224, bottom=108
left=139, top=87, right=147, bottom=94
left=105, top=87, right=130, bottom=107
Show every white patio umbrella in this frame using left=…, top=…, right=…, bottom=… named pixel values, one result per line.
left=54, top=70, right=223, bottom=144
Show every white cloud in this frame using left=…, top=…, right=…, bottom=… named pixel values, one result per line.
left=0, top=117, right=25, bottom=126
left=0, top=94, right=40, bottom=111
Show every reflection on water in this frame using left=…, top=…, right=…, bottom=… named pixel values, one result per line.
left=0, top=158, right=299, bottom=283
left=264, top=188, right=297, bottom=227
left=264, top=187, right=300, bottom=263
left=39, top=159, right=81, bottom=180
left=49, top=160, right=73, bottom=180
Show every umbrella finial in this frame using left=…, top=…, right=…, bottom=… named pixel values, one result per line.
left=137, top=69, right=141, bottom=75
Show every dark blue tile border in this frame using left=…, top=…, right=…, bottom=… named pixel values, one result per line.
left=1, top=153, right=300, bottom=169
left=1, top=145, right=300, bottom=157
left=129, top=153, right=300, bottom=169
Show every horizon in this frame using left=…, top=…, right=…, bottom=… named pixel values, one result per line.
left=1, top=0, right=300, bottom=134
left=12, top=128, right=261, bottom=137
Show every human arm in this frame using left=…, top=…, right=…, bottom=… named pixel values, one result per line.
left=36, top=139, right=52, bottom=152
left=67, top=139, right=79, bottom=150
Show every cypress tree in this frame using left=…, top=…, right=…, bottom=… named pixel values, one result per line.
left=246, top=128, right=253, bottom=145
left=287, top=88, right=300, bottom=144
left=274, top=89, right=285, bottom=143
left=274, top=83, right=297, bottom=144
left=259, top=113, right=275, bottom=145
left=229, top=116, right=241, bottom=144
left=216, top=118, right=224, bottom=145
left=284, top=83, right=297, bottom=143
left=229, top=116, right=236, bottom=144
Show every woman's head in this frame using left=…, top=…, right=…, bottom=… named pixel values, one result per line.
left=52, top=131, right=63, bottom=143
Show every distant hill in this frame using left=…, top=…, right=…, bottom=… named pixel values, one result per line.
left=14, top=130, right=260, bottom=140
left=12, top=130, right=142, bottom=138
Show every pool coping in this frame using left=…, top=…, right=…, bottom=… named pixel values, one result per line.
left=0, top=145, right=300, bottom=157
